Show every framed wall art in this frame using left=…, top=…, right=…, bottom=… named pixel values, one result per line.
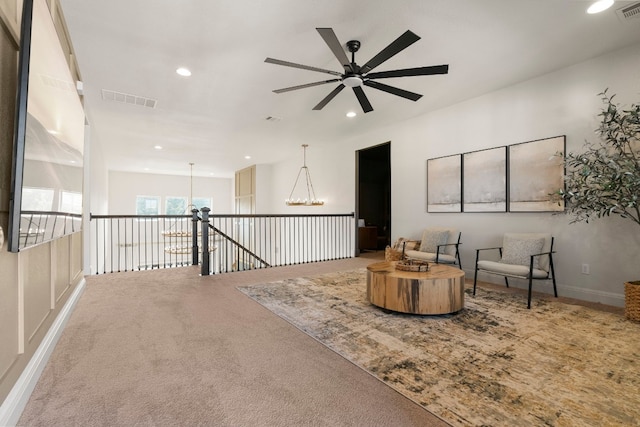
left=463, top=147, right=507, bottom=212
left=508, top=135, right=565, bottom=212
left=427, top=154, right=461, bottom=212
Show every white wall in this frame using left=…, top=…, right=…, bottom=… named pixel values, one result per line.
left=267, top=143, right=357, bottom=215
left=85, top=129, right=108, bottom=274
left=255, top=164, right=273, bottom=213
left=267, top=42, right=640, bottom=307
left=108, top=171, right=233, bottom=214
left=88, top=134, right=109, bottom=216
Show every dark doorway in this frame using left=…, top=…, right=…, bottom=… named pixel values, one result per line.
left=356, top=142, right=391, bottom=253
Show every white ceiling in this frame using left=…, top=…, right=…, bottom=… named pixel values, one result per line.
left=57, top=0, right=640, bottom=178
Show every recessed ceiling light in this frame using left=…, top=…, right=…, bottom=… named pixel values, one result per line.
left=176, top=67, right=192, bottom=77
left=244, top=155, right=251, bottom=160
left=47, top=129, right=60, bottom=135
left=346, top=111, right=357, bottom=118
left=587, top=0, right=614, bottom=14
left=154, top=145, right=163, bottom=150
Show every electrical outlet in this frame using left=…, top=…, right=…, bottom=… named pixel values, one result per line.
left=581, top=263, right=590, bottom=275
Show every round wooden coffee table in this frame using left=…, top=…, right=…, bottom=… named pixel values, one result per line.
left=366, top=261, right=465, bottom=315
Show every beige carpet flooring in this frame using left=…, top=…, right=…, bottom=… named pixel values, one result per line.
left=18, top=255, right=449, bottom=427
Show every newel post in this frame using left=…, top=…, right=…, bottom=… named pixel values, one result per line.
left=191, top=209, right=199, bottom=266
left=200, top=207, right=210, bottom=276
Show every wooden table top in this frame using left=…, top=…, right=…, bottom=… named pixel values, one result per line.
left=366, top=261, right=464, bottom=280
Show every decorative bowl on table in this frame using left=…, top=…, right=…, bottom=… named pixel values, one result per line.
left=395, top=259, right=430, bottom=272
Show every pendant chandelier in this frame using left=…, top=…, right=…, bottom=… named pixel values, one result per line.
left=286, top=144, right=324, bottom=206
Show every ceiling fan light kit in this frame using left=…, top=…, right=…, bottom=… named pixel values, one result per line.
left=342, top=76, right=363, bottom=87
left=265, top=27, right=448, bottom=113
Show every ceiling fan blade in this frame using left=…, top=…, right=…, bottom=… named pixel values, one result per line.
left=313, top=85, right=346, bottom=110
left=265, top=57, right=342, bottom=77
left=363, top=80, right=422, bottom=101
left=366, top=64, right=449, bottom=79
left=316, top=28, right=353, bottom=72
left=360, top=30, right=421, bottom=74
left=274, top=79, right=341, bottom=94
left=353, top=86, right=373, bottom=113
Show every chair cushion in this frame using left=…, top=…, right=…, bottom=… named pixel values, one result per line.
left=405, top=250, right=457, bottom=264
left=504, top=233, right=553, bottom=272
left=420, top=228, right=449, bottom=253
left=444, top=230, right=461, bottom=257
left=477, top=260, right=549, bottom=279
left=500, top=234, right=545, bottom=269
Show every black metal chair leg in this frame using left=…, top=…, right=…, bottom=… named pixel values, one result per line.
left=504, top=277, right=509, bottom=288
left=473, top=250, right=479, bottom=295
left=527, top=256, right=535, bottom=309
left=549, top=254, right=558, bottom=298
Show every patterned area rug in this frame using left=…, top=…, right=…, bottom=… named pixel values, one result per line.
left=237, top=269, right=640, bottom=426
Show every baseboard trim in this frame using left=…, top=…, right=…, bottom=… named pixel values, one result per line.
left=0, top=278, right=86, bottom=427
left=467, top=269, right=624, bottom=307
left=551, top=283, right=624, bottom=307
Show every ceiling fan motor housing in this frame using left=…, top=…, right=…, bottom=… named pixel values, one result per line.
left=346, top=40, right=361, bottom=52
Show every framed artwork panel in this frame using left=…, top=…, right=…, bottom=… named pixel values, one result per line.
left=508, top=135, right=566, bottom=212
left=427, top=154, right=461, bottom=212
left=463, top=147, right=507, bottom=212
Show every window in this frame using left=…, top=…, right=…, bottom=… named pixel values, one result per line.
left=192, top=197, right=211, bottom=211
left=136, top=196, right=160, bottom=215
left=22, top=187, right=54, bottom=211
left=60, top=191, right=82, bottom=214
left=166, top=197, right=188, bottom=215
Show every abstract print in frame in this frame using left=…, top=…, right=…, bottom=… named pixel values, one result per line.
left=427, top=154, right=461, bottom=212
left=463, top=147, right=507, bottom=212
left=508, top=135, right=565, bottom=212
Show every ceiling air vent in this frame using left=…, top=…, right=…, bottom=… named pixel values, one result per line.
left=616, top=1, right=640, bottom=22
left=101, top=89, right=157, bottom=108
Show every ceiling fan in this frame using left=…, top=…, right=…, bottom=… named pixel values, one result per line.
left=265, top=28, right=449, bottom=113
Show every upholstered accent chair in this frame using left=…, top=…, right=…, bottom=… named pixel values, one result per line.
left=404, top=227, right=462, bottom=268
left=473, top=233, right=557, bottom=309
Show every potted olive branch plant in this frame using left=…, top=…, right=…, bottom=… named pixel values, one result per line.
left=558, top=90, right=640, bottom=321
